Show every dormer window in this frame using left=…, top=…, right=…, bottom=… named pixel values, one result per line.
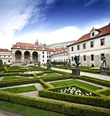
left=92, top=32, right=94, bottom=37
left=26, top=45, right=28, bottom=49
left=90, top=27, right=99, bottom=38
left=17, top=44, right=20, bottom=48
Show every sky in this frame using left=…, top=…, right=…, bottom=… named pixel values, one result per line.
left=0, top=0, right=110, bottom=49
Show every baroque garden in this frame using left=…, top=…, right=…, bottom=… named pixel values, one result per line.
left=0, top=24, right=110, bottom=116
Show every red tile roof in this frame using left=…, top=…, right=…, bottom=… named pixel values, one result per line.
left=11, top=42, right=54, bottom=52
left=67, top=24, right=110, bottom=47
left=0, top=49, right=10, bottom=52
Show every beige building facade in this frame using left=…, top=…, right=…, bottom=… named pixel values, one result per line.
left=67, top=24, right=110, bottom=67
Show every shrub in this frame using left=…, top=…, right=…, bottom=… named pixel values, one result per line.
left=39, top=86, right=110, bottom=108
left=0, top=66, right=6, bottom=72
left=97, top=88, right=110, bottom=96
left=76, top=75, right=110, bottom=87
left=0, top=78, right=39, bottom=87
left=39, top=79, right=52, bottom=89
left=0, top=59, right=3, bottom=67
left=0, top=91, right=109, bottom=116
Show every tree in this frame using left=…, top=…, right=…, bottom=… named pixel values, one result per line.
left=0, top=59, right=3, bottom=67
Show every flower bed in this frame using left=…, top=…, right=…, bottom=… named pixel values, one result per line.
left=24, top=71, right=41, bottom=74
left=57, top=86, right=93, bottom=96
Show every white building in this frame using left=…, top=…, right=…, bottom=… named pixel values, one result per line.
left=11, top=42, right=54, bottom=64
left=67, top=24, right=110, bottom=67
left=0, top=49, right=12, bottom=64
left=50, top=47, right=68, bottom=62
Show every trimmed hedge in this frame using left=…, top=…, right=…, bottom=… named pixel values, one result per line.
left=39, top=79, right=52, bottom=89
left=41, top=74, right=73, bottom=82
left=0, top=78, right=39, bottom=87
left=97, top=88, right=110, bottom=96
left=0, top=91, right=109, bottom=116
left=39, top=85, right=110, bottom=108
left=76, top=75, right=110, bottom=87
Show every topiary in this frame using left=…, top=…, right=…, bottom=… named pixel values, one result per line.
left=0, top=59, right=3, bottom=67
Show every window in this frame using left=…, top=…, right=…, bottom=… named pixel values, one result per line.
left=42, top=55, right=44, bottom=58
left=92, top=32, right=94, bottom=37
left=83, top=55, right=86, bottom=61
left=100, top=38, right=105, bottom=46
left=71, top=56, right=74, bottom=61
left=26, top=45, right=28, bottom=49
left=77, top=45, right=80, bottom=50
left=4, top=55, right=5, bottom=57
left=91, top=54, right=94, bottom=61
left=8, top=56, right=10, bottom=57
left=42, top=51, right=44, bottom=54
left=17, top=44, right=20, bottom=48
left=71, top=47, right=74, bottom=51
left=90, top=41, right=94, bottom=48
left=83, top=43, right=86, bottom=49
left=8, top=60, right=10, bottom=63
left=101, top=53, right=104, bottom=61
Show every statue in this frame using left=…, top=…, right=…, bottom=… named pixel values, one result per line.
left=101, top=56, right=106, bottom=67
left=53, top=60, right=56, bottom=67
left=100, top=56, right=107, bottom=74
left=38, top=61, right=41, bottom=67
left=74, top=55, right=80, bottom=68
left=67, top=59, right=71, bottom=69
left=47, top=59, right=51, bottom=69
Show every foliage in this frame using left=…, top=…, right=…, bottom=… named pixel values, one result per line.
left=97, top=88, right=110, bottom=96
left=0, top=59, right=3, bottom=67
left=39, top=79, right=52, bottom=89
left=2, top=76, right=30, bottom=81
left=39, top=85, right=110, bottom=108
left=0, top=91, right=109, bottom=116
left=76, top=75, right=110, bottom=87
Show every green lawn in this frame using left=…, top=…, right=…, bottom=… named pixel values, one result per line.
left=2, top=76, right=31, bottom=81
left=50, top=79, right=102, bottom=91
left=41, top=73, right=61, bottom=77
left=0, top=100, right=66, bottom=116
left=1, top=85, right=37, bottom=93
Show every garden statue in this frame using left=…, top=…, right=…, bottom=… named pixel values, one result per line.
left=74, top=55, right=80, bottom=68
left=100, top=56, right=107, bottom=74
left=47, top=59, right=51, bottom=69
left=72, top=55, right=80, bottom=76
left=38, top=61, right=41, bottom=67
left=101, top=56, right=106, bottom=67
left=67, top=59, right=71, bottom=69
left=53, top=60, right=56, bottom=67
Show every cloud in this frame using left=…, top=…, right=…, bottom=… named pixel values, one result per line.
left=0, top=0, right=56, bottom=49
left=12, top=18, right=110, bottom=46
left=84, top=0, right=100, bottom=7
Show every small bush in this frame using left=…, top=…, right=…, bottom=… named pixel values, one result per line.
left=97, top=88, right=110, bottom=96
left=0, top=59, right=3, bottom=67
left=39, top=79, right=52, bottom=89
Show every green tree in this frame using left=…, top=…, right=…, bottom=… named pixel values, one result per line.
left=0, top=59, right=3, bottom=67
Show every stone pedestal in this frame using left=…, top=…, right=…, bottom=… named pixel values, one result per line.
left=72, top=68, right=80, bottom=76
left=100, top=67, right=108, bottom=74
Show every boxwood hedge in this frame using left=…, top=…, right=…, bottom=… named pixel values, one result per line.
left=0, top=91, right=109, bottom=116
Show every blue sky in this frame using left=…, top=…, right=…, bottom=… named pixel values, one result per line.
left=0, top=0, right=110, bottom=49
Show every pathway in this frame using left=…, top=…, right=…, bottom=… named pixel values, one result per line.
left=42, top=66, right=110, bottom=81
